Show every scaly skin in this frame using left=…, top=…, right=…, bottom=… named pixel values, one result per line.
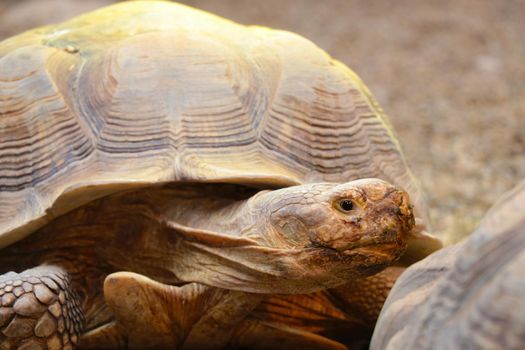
left=0, top=179, right=414, bottom=349
left=0, top=266, right=84, bottom=349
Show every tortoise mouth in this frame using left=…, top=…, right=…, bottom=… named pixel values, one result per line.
left=339, top=242, right=407, bottom=277
left=309, top=236, right=406, bottom=261
left=328, top=228, right=406, bottom=254
left=337, top=237, right=394, bottom=252
left=342, top=241, right=405, bottom=257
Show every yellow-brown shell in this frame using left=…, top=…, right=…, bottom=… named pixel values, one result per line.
left=0, top=1, right=429, bottom=249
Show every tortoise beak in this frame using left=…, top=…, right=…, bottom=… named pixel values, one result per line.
left=366, top=188, right=415, bottom=246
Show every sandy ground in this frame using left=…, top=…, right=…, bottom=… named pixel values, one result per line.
left=1, top=0, right=524, bottom=244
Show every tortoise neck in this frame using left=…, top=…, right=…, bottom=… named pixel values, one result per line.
left=0, top=183, right=263, bottom=279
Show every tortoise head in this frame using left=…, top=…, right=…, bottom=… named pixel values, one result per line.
left=158, top=179, right=415, bottom=294
left=248, top=178, right=415, bottom=291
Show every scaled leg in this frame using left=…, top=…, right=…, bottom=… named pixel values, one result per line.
left=0, top=265, right=84, bottom=350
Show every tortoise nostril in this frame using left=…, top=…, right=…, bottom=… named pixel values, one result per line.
left=350, top=216, right=362, bottom=224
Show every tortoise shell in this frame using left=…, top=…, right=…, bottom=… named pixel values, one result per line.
left=371, top=179, right=525, bottom=349
left=0, top=1, right=431, bottom=251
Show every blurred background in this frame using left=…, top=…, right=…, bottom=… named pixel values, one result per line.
left=1, top=0, right=523, bottom=243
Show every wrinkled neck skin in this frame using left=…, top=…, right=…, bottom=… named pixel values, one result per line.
left=127, top=186, right=353, bottom=295
left=1, top=181, right=412, bottom=297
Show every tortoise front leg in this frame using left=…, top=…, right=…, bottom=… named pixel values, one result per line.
left=0, top=265, right=84, bottom=350
left=80, top=271, right=263, bottom=349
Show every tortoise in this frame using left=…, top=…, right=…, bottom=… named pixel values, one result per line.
left=0, top=1, right=441, bottom=349
left=371, top=179, right=525, bottom=350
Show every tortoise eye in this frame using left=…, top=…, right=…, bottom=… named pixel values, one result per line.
left=338, top=199, right=354, bottom=212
